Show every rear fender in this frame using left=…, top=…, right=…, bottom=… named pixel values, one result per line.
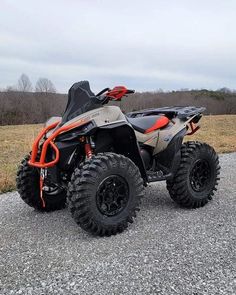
left=155, top=128, right=186, bottom=177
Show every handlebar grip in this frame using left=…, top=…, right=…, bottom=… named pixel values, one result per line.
left=126, top=89, right=135, bottom=94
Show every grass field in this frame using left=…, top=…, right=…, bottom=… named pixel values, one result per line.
left=0, top=115, right=235, bottom=193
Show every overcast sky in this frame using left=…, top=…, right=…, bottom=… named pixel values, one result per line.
left=1, top=0, right=235, bottom=93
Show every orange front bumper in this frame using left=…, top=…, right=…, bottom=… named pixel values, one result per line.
left=28, top=119, right=87, bottom=168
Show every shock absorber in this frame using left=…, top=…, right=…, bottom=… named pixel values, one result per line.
left=84, top=137, right=93, bottom=158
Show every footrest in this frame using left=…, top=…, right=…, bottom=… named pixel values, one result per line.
left=147, top=171, right=165, bottom=182
left=147, top=170, right=173, bottom=182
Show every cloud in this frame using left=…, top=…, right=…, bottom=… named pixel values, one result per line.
left=1, top=0, right=236, bottom=92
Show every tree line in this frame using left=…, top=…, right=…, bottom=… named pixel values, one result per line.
left=0, top=74, right=235, bottom=125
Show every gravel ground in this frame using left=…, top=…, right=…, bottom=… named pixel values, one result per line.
left=0, top=153, right=235, bottom=295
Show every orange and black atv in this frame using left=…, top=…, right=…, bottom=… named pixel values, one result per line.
left=17, top=81, right=220, bottom=236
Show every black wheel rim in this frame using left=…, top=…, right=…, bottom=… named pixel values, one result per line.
left=96, top=175, right=129, bottom=217
left=189, top=159, right=211, bottom=192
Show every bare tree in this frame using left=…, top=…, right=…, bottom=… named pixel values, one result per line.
left=18, top=74, right=32, bottom=92
left=5, top=85, right=17, bottom=92
left=35, top=78, right=56, bottom=94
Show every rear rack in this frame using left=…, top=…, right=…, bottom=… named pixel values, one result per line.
left=28, top=119, right=88, bottom=168
left=127, top=106, right=206, bottom=119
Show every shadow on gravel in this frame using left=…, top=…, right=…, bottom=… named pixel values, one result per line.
left=5, top=184, right=179, bottom=241
left=1, top=179, right=223, bottom=243
left=141, top=183, right=180, bottom=210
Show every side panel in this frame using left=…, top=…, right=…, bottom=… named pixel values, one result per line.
left=132, top=118, right=184, bottom=154
left=62, top=106, right=126, bottom=128
left=154, top=118, right=188, bottom=154
left=134, top=129, right=160, bottom=148
left=130, top=115, right=200, bottom=155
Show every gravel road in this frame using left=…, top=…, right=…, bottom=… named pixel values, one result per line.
left=0, top=153, right=235, bottom=295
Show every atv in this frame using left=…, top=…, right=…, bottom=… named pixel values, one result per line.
left=17, top=81, right=220, bottom=236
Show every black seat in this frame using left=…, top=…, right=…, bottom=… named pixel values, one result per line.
left=127, top=115, right=169, bottom=134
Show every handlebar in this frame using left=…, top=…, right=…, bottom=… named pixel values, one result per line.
left=106, top=86, right=135, bottom=101
left=96, top=87, right=110, bottom=97
left=96, top=86, right=135, bottom=104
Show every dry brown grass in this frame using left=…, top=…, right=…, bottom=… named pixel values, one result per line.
left=0, top=115, right=235, bottom=193
left=0, top=124, right=42, bottom=193
left=188, top=115, right=236, bottom=153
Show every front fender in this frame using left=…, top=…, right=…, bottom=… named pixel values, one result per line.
left=95, top=122, right=147, bottom=183
left=45, top=116, right=62, bottom=127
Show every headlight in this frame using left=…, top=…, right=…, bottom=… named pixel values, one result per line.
left=56, top=121, right=96, bottom=142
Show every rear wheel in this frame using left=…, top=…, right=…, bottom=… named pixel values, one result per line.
left=166, top=141, right=220, bottom=208
left=16, top=155, right=66, bottom=212
left=67, top=153, right=144, bottom=236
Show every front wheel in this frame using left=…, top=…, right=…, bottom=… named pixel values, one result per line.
left=67, top=153, right=144, bottom=236
left=167, top=141, right=220, bottom=208
left=16, top=155, right=66, bottom=212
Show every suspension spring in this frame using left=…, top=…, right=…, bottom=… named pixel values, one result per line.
left=85, top=143, right=93, bottom=158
